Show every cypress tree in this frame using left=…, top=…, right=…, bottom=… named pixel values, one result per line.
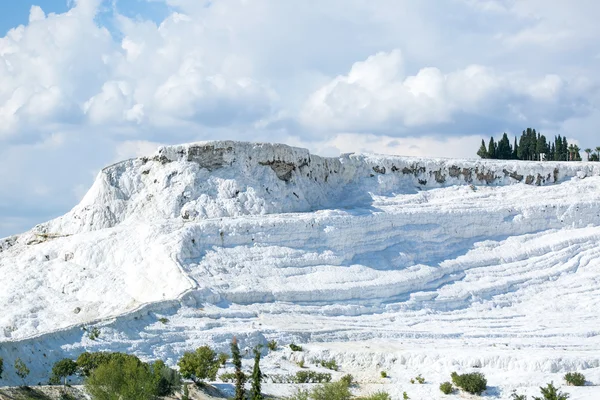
left=477, top=139, right=489, bottom=159
left=231, top=337, right=245, bottom=400
left=250, top=346, right=263, bottom=400
left=562, top=136, right=568, bottom=160
left=512, top=137, right=518, bottom=159
left=488, top=137, right=497, bottom=159
left=497, top=133, right=511, bottom=159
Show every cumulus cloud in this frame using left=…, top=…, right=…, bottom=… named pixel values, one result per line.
left=300, top=49, right=589, bottom=134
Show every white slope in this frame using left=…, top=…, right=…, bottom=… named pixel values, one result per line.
left=1, top=141, right=600, bottom=399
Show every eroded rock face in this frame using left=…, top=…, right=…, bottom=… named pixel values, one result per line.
left=259, top=160, right=297, bottom=182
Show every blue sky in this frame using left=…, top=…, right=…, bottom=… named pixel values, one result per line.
left=1, top=0, right=600, bottom=237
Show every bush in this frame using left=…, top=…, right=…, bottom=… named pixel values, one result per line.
left=511, top=391, right=527, bottom=400
left=309, top=381, right=352, bottom=400
left=380, top=371, right=387, bottom=378
left=0, top=357, right=3, bottom=380
left=339, top=374, right=354, bottom=386
left=533, top=382, right=570, bottom=400
left=297, top=360, right=305, bottom=368
left=440, top=382, right=453, bottom=395
left=290, top=343, right=303, bottom=352
left=451, top=371, right=487, bottom=395
left=218, top=352, right=228, bottom=366
left=88, top=327, right=100, bottom=341
left=182, top=383, right=189, bottom=400
left=220, top=372, right=244, bottom=383
left=152, top=360, right=181, bottom=396
left=564, top=372, right=585, bottom=386
left=177, top=346, right=219, bottom=383
left=158, top=317, right=168, bottom=324
left=267, top=340, right=278, bottom=351
left=294, top=370, right=332, bottom=383
left=85, top=356, right=156, bottom=400
left=14, top=358, right=30, bottom=386
left=316, top=359, right=338, bottom=371
left=358, top=392, right=391, bottom=400
left=403, top=392, right=409, bottom=400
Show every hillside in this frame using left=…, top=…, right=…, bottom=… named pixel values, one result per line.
left=1, top=141, right=600, bottom=398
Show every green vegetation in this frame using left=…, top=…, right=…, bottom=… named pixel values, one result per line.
left=439, top=382, right=453, bottom=395
left=477, top=129, right=583, bottom=162
left=380, top=371, right=387, bottom=378
left=287, top=381, right=352, bottom=400
left=294, top=370, right=332, bottom=383
left=0, top=357, right=3, bottom=380
left=14, top=358, right=30, bottom=386
left=339, top=374, right=354, bottom=386
left=177, top=345, right=220, bottom=384
left=85, top=356, right=156, bottom=400
left=403, top=392, right=409, bottom=400
left=218, top=352, right=228, bottom=366
left=360, top=392, right=392, bottom=400
left=410, top=374, right=425, bottom=384
left=182, top=383, right=189, bottom=400
left=231, top=337, right=245, bottom=400
left=250, top=346, right=263, bottom=400
left=158, top=317, right=169, bottom=324
left=296, top=360, right=305, bottom=368
left=49, top=359, right=77, bottom=388
left=564, top=372, right=585, bottom=386
left=511, top=391, right=527, bottom=400
left=289, top=343, right=303, bottom=352
left=88, top=327, right=101, bottom=341
left=267, top=340, right=278, bottom=351
left=451, top=371, right=487, bottom=395
left=152, top=360, right=181, bottom=396
left=533, top=382, right=570, bottom=400
left=315, top=359, right=338, bottom=371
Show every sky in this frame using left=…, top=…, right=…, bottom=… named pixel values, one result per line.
left=1, top=0, right=600, bottom=237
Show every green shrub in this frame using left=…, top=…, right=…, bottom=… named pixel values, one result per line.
left=267, top=340, right=278, bottom=351
left=88, top=327, right=100, bottom=341
left=218, top=352, right=228, bottom=366
left=380, top=371, right=387, bottom=378
left=339, top=374, right=354, bottom=386
left=533, top=382, right=570, bottom=400
left=450, top=371, right=487, bottom=395
left=0, top=357, right=3, bottom=380
left=440, top=382, right=453, bottom=395
left=316, top=359, right=338, bottom=371
left=219, top=372, right=237, bottom=383
left=564, top=372, right=585, bottom=386
left=152, top=360, right=181, bottom=396
left=177, top=346, right=220, bottom=383
left=289, top=343, right=303, bottom=352
left=158, top=317, right=169, bottom=324
left=358, top=391, right=391, bottom=400
left=309, top=381, right=352, bottom=400
left=511, top=391, right=527, bottom=400
left=14, top=358, right=30, bottom=386
left=294, top=370, right=332, bottom=383
left=85, top=356, right=157, bottom=400
left=403, top=392, right=409, bottom=400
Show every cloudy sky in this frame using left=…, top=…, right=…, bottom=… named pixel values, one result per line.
left=1, top=0, right=599, bottom=237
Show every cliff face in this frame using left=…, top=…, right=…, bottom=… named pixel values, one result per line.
left=12, top=141, right=600, bottom=238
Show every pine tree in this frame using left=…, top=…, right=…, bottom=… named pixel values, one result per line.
left=231, top=337, right=245, bottom=400
left=250, top=346, right=263, bottom=400
left=477, top=139, right=489, bottom=159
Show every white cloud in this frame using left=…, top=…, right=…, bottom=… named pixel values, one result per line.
left=301, top=50, right=588, bottom=133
